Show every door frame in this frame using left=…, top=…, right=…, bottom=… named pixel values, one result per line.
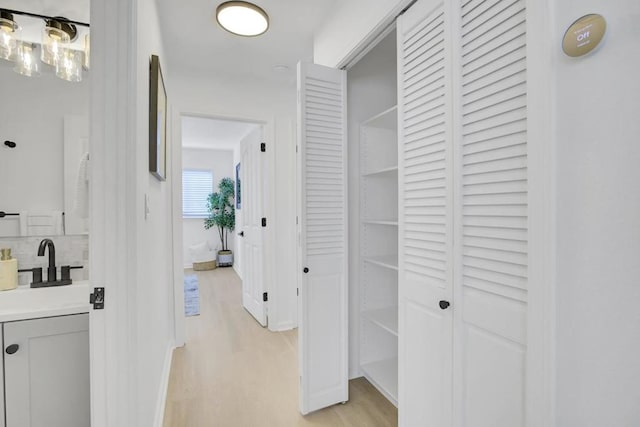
left=312, top=0, right=557, bottom=425
left=170, top=109, right=277, bottom=340
left=524, top=0, right=556, bottom=425
left=90, top=0, right=138, bottom=424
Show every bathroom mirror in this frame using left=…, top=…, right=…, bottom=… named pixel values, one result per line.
left=0, top=40, right=90, bottom=238
left=0, top=1, right=90, bottom=285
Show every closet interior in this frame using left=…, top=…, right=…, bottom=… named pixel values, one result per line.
left=347, top=29, right=399, bottom=407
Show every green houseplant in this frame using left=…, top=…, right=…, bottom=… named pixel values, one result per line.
left=204, top=177, right=235, bottom=267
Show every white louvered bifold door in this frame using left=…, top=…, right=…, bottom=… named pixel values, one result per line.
left=397, top=1, right=454, bottom=425
left=297, top=62, right=348, bottom=415
left=455, top=0, right=528, bottom=425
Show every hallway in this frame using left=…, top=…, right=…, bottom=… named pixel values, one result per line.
left=163, top=267, right=398, bottom=426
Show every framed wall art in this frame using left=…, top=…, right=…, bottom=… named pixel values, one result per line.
left=149, top=54, right=167, bottom=181
left=235, top=162, right=241, bottom=209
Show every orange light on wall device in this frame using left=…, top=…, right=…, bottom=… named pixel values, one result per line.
left=215, top=1, right=269, bottom=37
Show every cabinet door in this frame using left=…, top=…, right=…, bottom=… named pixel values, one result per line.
left=397, top=0, right=454, bottom=425
left=4, top=314, right=90, bottom=427
left=297, top=61, right=348, bottom=414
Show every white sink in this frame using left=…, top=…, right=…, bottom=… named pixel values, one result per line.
left=0, top=281, right=90, bottom=322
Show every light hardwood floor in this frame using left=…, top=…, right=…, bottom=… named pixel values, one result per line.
left=163, top=267, right=398, bottom=427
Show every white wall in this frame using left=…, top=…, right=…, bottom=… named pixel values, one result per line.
left=346, top=30, right=397, bottom=378
left=0, top=66, right=89, bottom=217
left=182, top=148, right=234, bottom=266
left=554, top=2, right=640, bottom=425
left=171, top=71, right=298, bottom=331
left=313, top=0, right=411, bottom=68
left=133, top=0, right=175, bottom=424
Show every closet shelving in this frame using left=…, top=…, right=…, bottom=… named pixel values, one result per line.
left=359, top=105, right=399, bottom=407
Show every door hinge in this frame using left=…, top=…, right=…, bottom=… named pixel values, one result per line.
left=90, top=287, right=105, bottom=310
left=262, top=217, right=267, bottom=227
left=260, top=142, right=266, bottom=152
left=263, top=292, right=268, bottom=302
left=297, top=288, right=299, bottom=296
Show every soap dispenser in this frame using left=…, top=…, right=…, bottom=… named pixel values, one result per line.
left=0, top=248, right=18, bottom=291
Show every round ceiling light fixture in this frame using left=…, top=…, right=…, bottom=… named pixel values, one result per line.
left=216, top=1, right=269, bottom=37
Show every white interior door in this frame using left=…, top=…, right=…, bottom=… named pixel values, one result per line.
left=297, top=61, right=348, bottom=414
left=455, top=0, right=529, bottom=425
left=397, top=1, right=453, bottom=425
left=240, top=128, right=267, bottom=326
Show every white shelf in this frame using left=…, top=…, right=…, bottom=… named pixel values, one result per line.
left=363, top=307, right=398, bottom=336
left=362, top=105, right=398, bottom=130
left=361, top=358, right=398, bottom=407
left=359, top=102, right=399, bottom=410
left=363, top=219, right=398, bottom=226
left=363, top=255, right=398, bottom=270
left=362, top=165, right=398, bottom=177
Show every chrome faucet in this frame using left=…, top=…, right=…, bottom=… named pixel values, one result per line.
left=37, top=238, right=57, bottom=282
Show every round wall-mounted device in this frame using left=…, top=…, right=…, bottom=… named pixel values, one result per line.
left=562, top=14, right=606, bottom=57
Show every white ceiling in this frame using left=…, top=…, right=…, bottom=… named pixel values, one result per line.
left=0, top=0, right=89, bottom=22
left=156, top=0, right=338, bottom=85
left=3, top=0, right=338, bottom=85
left=182, top=116, right=259, bottom=150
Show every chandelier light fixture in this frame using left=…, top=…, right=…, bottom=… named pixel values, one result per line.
left=0, top=8, right=89, bottom=82
left=216, top=1, right=269, bottom=37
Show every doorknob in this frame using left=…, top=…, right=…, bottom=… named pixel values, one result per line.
left=238, top=231, right=244, bottom=237
left=5, top=344, right=19, bottom=355
left=303, top=267, right=309, bottom=273
left=439, top=300, right=450, bottom=310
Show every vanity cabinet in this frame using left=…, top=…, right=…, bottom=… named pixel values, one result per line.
left=0, top=313, right=90, bottom=427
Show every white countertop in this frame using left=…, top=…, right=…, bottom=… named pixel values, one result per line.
left=0, top=281, right=90, bottom=322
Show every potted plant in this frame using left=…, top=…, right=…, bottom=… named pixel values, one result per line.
left=204, top=177, right=235, bottom=267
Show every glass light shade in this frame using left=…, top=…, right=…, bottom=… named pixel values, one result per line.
left=41, top=25, right=71, bottom=66
left=0, top=16, right=19, bottom=61
left=216, top=2, right=269, bottom=37
left=83, top=34, right=90, bottom=70
left=56, top=49, right=83, bottom=82
left=14, top=43, right=40, bottom=77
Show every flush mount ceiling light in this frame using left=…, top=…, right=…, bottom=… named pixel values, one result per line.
left=216, top=1, right=269, bottom=37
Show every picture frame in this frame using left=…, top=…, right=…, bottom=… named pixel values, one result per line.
left=149, top=54, right=167, bottom=181
left=235, top=162, right=241, bottom=209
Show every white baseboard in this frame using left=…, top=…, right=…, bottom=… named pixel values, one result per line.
left=233, top=263, right=242, bottom=280
left=153, top=343, right=175, bottom=427
left=270, top=321, right=297, bottom=332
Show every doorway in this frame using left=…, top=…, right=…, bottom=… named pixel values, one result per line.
left=178, top=114, right=268, bottom=328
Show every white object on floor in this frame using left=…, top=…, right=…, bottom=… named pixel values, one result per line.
left=188, top=241, right=216, bottom=263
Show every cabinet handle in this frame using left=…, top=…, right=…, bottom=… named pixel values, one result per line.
left=5, top=344, right=19, bottom=355
left=303, top=267, right=309, bottom=274
left=439, top=300, right=450, bottom=310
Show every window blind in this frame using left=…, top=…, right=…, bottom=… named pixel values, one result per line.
left=182, top=169, right=213, bottom=218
